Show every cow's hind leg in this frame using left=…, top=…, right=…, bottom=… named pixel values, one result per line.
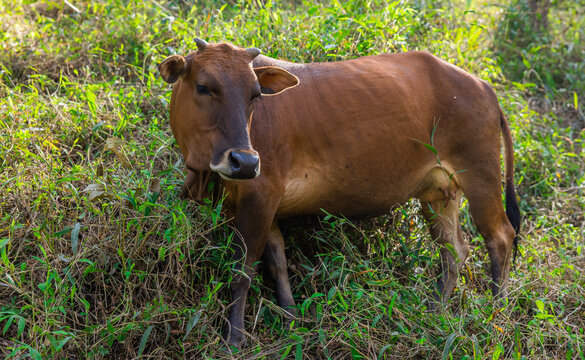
left=464, top=186, right=517, bottom=298
left=262, top=222, right=296, bottom=321
left=421, top=191, right=469, bottom=304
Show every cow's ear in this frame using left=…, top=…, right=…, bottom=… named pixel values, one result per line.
left=254, top=66, right=299, bottom=95
left=158, top=55, right=190, bottom=84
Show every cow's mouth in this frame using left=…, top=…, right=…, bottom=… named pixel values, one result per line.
left=210, top=149, right=261, bottom=180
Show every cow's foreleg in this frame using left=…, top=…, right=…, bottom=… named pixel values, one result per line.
left=422, top=192, right=469, bottom=305
left=179, top=170, right=198, bottom=200
left=262, top=222, right=296, bottom=322
left=225, top=193, right=278, bottom=350
left=179, top=169, right=215, bottom=202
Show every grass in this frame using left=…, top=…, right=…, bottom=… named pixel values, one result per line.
left=0, top=0, right=584, bottom=358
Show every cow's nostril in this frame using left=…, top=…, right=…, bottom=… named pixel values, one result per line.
left=229, top=152, right=241, bottom=171
left=226, top=150, right=259, bottom=179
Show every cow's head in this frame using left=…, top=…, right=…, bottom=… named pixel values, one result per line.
left=158, top=38, right=299, bottom=180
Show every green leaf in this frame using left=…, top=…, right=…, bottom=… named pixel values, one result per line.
left=442, top=332, right=458, bottom=360
left=53, top=227, right=73, bottom=237
left=28, top=347, right=43, bottom=360
left=47, top=334, right=57, bottom=350
left=535, top=299, right=544, bottom=313
left=122, top=195, right=136, bottom=209
left=492, top=343, right=504, bottom=360
left=56, top=336, right=72, bottom=351
left=378, top=344, right=393, bottom=359
left=280, top=344, right=293, bottom=359
left=29, top=348, right=42, bottom=360
left=574, top=92, right=578, bottom=110
left=86, top=88, right=97, bottom=117
left=445, top=243, right=457, bottom=259
left=38, top=272, right=55, bottom=292
left=449, top=169, right=467, bottom=180
left=514, top=325, right=522, bottom=357
left=71, top=222, right=81, bottom=255
left=521, top=54, right=531, bottom=69
left=295, top=342, right=302, bottom=360
left=137, top=325, right=154, bottom=357
left=423, top=142, right=438, bottom=155
left=3, top=316, right=13, bottom=335
left=92, top=120, right=105, bottom=132
left=81, top=298, right=90, bottom=313
left=471, top=335, right=482, bottom=360
left=430, top=120, right=439, bottom=146
left=387, top=292, right=397, bottom=318
left=412, top=138, right=438, bottom=155
left=184, top=310, right=202, bottom=340
left=17, top=316, right=25, bottom=338
left=327, top=286, right=337, bottom=302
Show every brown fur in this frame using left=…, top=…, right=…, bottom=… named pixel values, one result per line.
left=159, top=42, right=520, bottom=349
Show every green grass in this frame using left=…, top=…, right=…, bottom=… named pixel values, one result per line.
left=1, top=0, right=584, bottom=358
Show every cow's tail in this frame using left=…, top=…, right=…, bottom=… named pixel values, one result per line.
left=500, top=109, right=521, bottom=264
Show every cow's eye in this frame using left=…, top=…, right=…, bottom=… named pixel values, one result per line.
left=196, top=84, right=211, bottom=96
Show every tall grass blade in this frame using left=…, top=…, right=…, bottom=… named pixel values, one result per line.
left=71, top=222, right=81, bottom=255
left=137, top=325, right=154, bottom=357
left=442, top=332, right=458, bottom=360
left=184, top=310, right=202, bottom=341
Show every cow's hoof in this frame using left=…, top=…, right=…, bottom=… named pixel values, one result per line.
left=224, top=327, right=246, bottom=351
left=227, top=335, right=246, bottom=351
left=282, top=307, right=297, bottom=331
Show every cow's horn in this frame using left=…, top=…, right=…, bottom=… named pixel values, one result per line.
left=246, top=47, right=261, bottom=59
left=195, top=38, right=209, bottom=51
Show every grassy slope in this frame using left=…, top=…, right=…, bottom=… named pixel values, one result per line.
left=0, top=0, right=584, bottom=359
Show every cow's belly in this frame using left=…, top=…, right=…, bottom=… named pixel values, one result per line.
left=274, top=156, right=460, bottom=219
left=275, top=165, right=415, bottom=218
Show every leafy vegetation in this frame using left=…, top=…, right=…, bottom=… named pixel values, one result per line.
left=1, top=0, right=583, bottom=358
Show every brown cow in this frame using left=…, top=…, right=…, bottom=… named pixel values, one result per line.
left=158, top=38, right=520, bottom=349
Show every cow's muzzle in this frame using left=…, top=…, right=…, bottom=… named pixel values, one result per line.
left=210, top=149, right=260, bottom=180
